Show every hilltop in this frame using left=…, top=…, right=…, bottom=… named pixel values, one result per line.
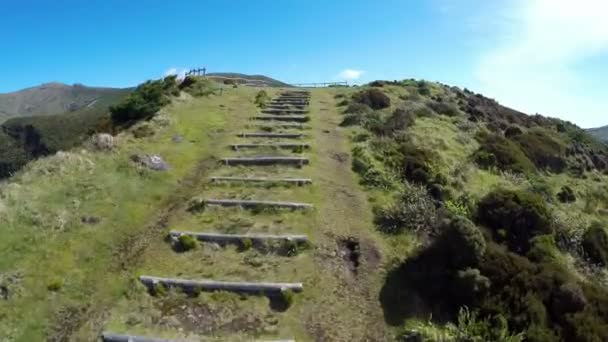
left=0, top=82, right=129, bottom=121
left=207, top=73, right=292, bottom=87
left=0, top=75, right=607, bottom=341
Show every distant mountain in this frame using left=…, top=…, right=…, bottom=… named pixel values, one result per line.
left=588, top=125, right=608, bottom=142
left=206, top=73, right=291, bottom=87
left=0, top=82, right=129, bottom=121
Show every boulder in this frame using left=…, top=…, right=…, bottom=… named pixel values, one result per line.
left=130, top=154, right=169, bottom=171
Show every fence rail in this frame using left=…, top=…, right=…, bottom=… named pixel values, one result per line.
left=290, top=82, right=348, bottom=88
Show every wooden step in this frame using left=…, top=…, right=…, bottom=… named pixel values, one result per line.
left=252, top=115, right=310, bottom=123
left=248, top=123, right=309, bottom=130
left=238, top=132, right=304, bottom=138
left=170, top=231, right=309, bottom=244
left=139, top=276, right=304, bottom=294
left=203, top=199, right=313, bottom=210
left=261, top=109, right=309, bottom=115
left=230, top=143, right=310, bottom=150
left=102, top=332, right=295, bottom=342
left=210, top=176, right=312, bottom=185
left=221, top=157, right=309, bottom=166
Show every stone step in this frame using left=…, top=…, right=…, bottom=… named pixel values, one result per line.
left=203, top=199, right=313, bottom=210
left=230, top=143, right=310, bottom=150
left=261, top=109, right=309, bottom=115
left=221, top=157, right=309, bottom=166
left=102, top=332, right=295, bottom=342
left=238, top=132, right=304, bottom=138
left=271, top=99, right=309, bottom=103
left=170, top=231, right=309, bottom=244
left=210, top=176, right=312, bottom=185
left=139, top=276, right=304, bottom=295
left=252, top=115, right=309, bottom=123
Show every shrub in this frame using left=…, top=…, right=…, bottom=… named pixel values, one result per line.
left=427, top=100, right=460, bottom=117
left=110, top=76, right=177, bottom=127
left=179, top=76, right=215, bottom=97
left=47, top=279, right=63, bottom=292
left=369, top=108, right=416, bottom=136
left=178, top=235, right=198, bottom=252
left=352, top=89, right=391, bottom=109
left=239, top=238, right=253, bottom=251
left=400, top=144, right=435, bottom=185
left=436, top=216, right=487, bottom=269
left=513, top=129, right=567, bottom=173
left=582, top=222, right=608, bottom=266
left=504, top=126, right=523, bottom=138
left=474, top=132, right=536, bottom=174
left=557, top=185, right=576, bottom=203
left=477, top=189, right=553, bottom=253
left=337, top=99, right=349, bottom=106
left=374, top=186, right=439, bottom=235
left=279, top=289, right=295, bottom=309
left=254, top=90, right=270, bottom=108
left=344, top=102, right=371, bottom=115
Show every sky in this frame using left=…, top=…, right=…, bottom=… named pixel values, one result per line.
left=1, top=0, right=607, bottom=128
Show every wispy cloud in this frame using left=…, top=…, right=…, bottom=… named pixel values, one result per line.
left=338, top=69, right=364, bottom=82
left=476, top=0, right=608, bottom=128
left=164, top=67, right=187, bottom=80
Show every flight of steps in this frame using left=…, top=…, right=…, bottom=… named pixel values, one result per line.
left=102, top=90, right=313, bottom=341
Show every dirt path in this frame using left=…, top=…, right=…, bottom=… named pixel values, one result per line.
left=300, top=89, right=389, bottom=341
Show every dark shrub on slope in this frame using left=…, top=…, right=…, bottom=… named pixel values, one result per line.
left=477, top=189, right=553, bottom=254
left=582, top=223, right=608, bottom=266
left=352, top=88, right=391, bottom=109
left=514, top=129, right=567, bottom=173
left=110, top=76, right=178, bottom=127
left=474, top=131, right=536, bottom=174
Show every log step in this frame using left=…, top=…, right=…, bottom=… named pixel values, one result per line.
left=238, top=132, right=304, bottom=138
left=221, top=157, right=309, bottom=166
left=204, top=199, right=313, bottom=210
left=210, top=176, right=312, bottom=185
left=248, top=123, right=309, bottom=130
left=261, top=109, right=309, bottom=115
left=253, top=115, right=310, bottom=123
left=139, top=275, right=304, bottom=294
left=170, top=231, right=309, bottom=244
left=102, top=332, right=295, bottom=342
left=230, top=143, right=310, bottom=150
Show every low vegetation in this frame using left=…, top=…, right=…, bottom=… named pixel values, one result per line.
left=338, top=80, right=608, bottom=341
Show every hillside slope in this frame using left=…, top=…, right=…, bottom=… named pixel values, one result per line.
left=0, top=83, right=129, bottom=121
left=588, top=125, right=608, bottom=142
left=1, top=76, right=608, bottom=341
left=0, top=87, right=129, bottom=178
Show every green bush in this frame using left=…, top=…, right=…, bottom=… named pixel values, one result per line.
left=280, top=289, right=295, bottom=309
left=254, top=90, right=270, bottom=108
left=400, top=143, right=435, bottom=185
left=352, top=88, right=391, bottom=110
left=178, top=235, right=198, bottom=252
left=110, top=76, right=177, bottom=127
left=474, top=132, right=535, bottom=174
left=477, top=189, right=553, bottom=253
left=47, top=279, right=63, bottom=292
left=557, top=185, right=576, bottom=203
left=179, top=76, right=215, bottom=97
left=427, top=100, right=460, bottom=117
left=239, top=238, right=253, bottom=251
left=504, top=126, right=523, bottom=138
left=513, top=129, right=567, bottom=173
left=582, top=223, right=608, bottom=266
left=369, top=108, right=416, bottom=136
left=374, top=186, right=439, bottom=235
left=436, top=216, right=487, bottom=269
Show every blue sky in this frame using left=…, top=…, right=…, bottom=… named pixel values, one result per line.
left=1, top=0, right=607, bottom=127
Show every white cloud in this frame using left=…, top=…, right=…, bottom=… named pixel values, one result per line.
left=476, top=0, right=608, bottom=128
left=338, top=69, right=364, bottom=81
left=164, top=67, right=187, bottom=80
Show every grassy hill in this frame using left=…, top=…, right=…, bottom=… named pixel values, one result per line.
left=0, top=86, right=129, bottom=178
left=588, top=125, right=608, bottom=142
left=0, top=76, right=608, bottom=341
left=0, top=83, right=129, bottom=122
